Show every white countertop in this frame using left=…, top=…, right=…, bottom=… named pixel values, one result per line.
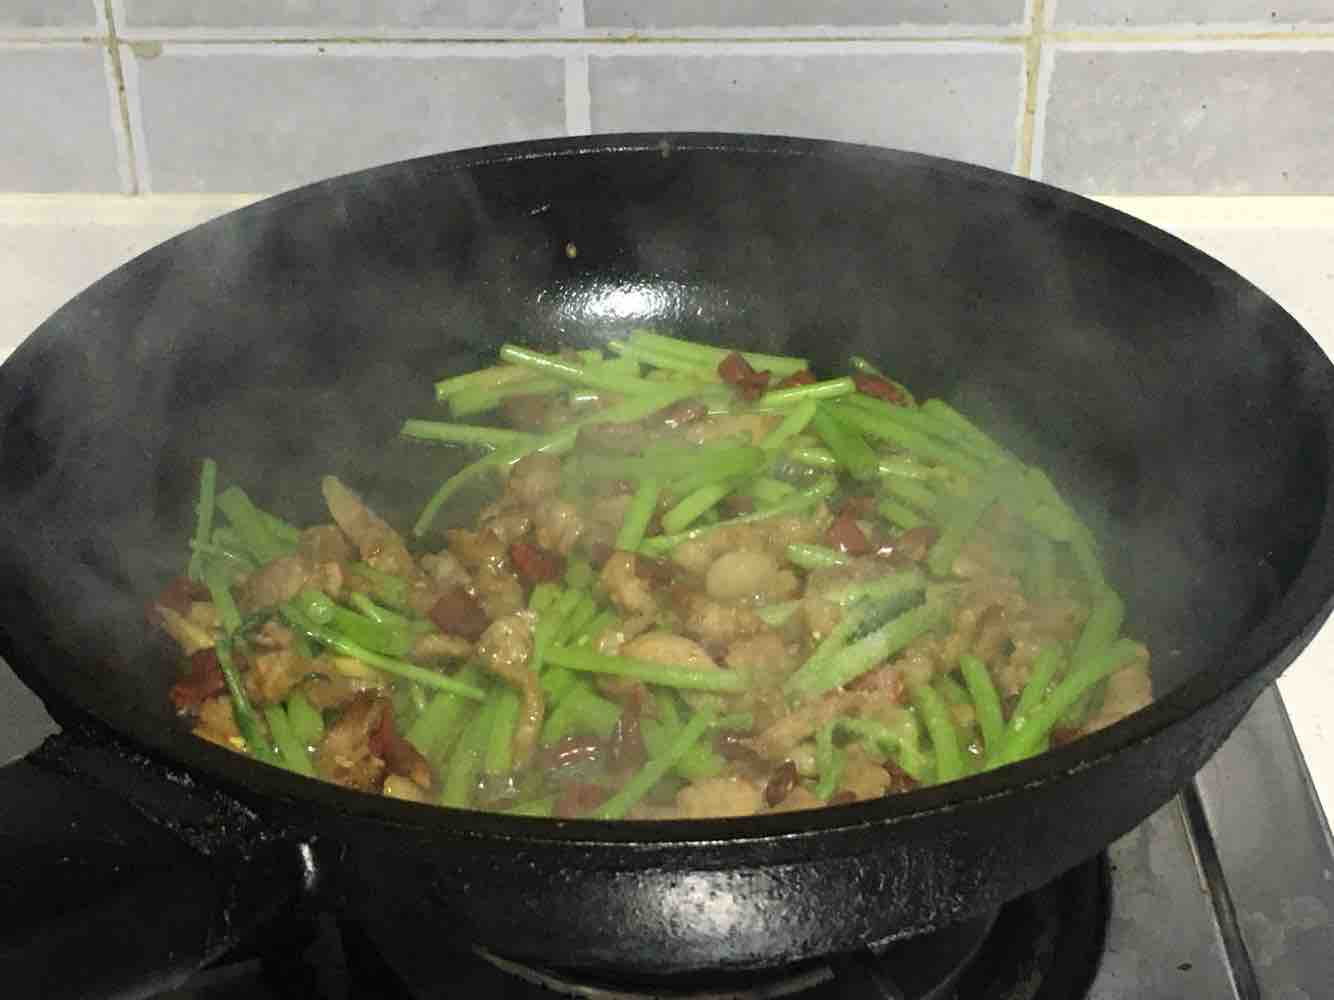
left=1, top=192, right=1331, bottom=822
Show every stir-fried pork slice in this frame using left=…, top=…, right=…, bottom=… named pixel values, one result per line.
left=673, top=775, right=764, bottom=818
left=315, top=692, right=389, bottom=792
left=237, top=555, right=343, bottom=614
left=505, top=453, right=562, bottom=508
left=383, top=775, right=430, bottom=803
left=297, top=524, right=353, bottom=565
left=169, top=649, right=225, bottom=713
left=682, top=413, right=779, bottom=446
left=594, top=613, right=655, bottom=656
left=369, top=705, right=433, bottom=789
left=420, top=550, right=471, bottom=589
left=748, top=691, right=878, bottom=762
left=705, top=550, right=798, bottom=605
left=671, top=509, right=832, bottom=576
left=475, top=611, right=542, bottom=768
left=447, top=528, right=525, bottom=620
left=246, top=648, right=318, bottom=705
left=599, top=551, right=659, bottom=618
left=298, top=670, right=382, bottom=711
left=194, top=695, right=242, bottom=750
left=426, top=585, right=490, bottom=642
left=768, top=784, right=824, bottom=813
left=1083, top=649, right=1152, bottom=734
left=533, top=499, right=583, bottom=556
left=838, top=746, right=893, bottom=801
left=477, top=503, right=534, bottom=545
left=153, top=604, right=215, bottom=655
left=411, top=631, right=474, bottom=662
left=321, top=476, right=418, bottom=580
left=724, top=631, right=799, bottom=684
left=621, top=632, right=719, bottom=671
left=676, top=590, right=765, bottom=650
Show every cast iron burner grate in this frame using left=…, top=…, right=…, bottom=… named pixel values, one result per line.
left=162, top=859, right=1108, bottom=1000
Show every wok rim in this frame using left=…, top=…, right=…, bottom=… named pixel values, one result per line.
left=7, top=131, right=1334, bottom=849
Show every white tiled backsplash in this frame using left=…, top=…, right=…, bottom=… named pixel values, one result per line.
left=3, top=1, right=1334, bottom=195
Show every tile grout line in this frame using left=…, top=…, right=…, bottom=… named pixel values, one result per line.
left=1016, top=0, right=1046, bottom=177
left=561, top=0, right=592, bottom=135
left=100, top=0, right=139, bottom=195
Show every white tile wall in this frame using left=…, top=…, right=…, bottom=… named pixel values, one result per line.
left=3, top=2, right=1334, bottom=195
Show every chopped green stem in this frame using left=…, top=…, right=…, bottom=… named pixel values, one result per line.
left=814, top=721, right=845, bottom=800
left=641, top=478, right=836, bottom=554
left=787, top=446, right=838, bottom=469
left=285, top=691, right=325, bottom=748
left=448, top=375, right=564, bottom=417
left=641, top=718, right=726, bottom=780
left=959, top=655, right=1005, bottom=757
left=565, top=558, right=595, bottom=591
left=264, top=704, right=315, bottom=777
left=434, top=363, right=543, bottom=402
left=746, top=477, right=797, bottom=505
left=936, top=675, right=970, bottom=706
left=920, top=399, right=1007, bottom=460
left=529, top=581, right=563, bottom=615
left=878, top=501, right=924, bottom=530
left=846, top=394, right=999, bottom=467
left=540, top=667, right=580, bottom=707
left=553, top=592, right=600, bottom=648
left=912, top=682, right=965, bottom=783
left=203, top=562, right=243, bottom=635
left=786, top=543, right=851, bottom=571
left=405, top=664, right=483, bottom=761
left=617, top=477, right=662, bottom=549
left=545, top=646, right=748, bottom=693
left=669, top=446, right=767, bottom=497
left=881, top=475, right=939, bottom=513
left=786, top=601, right=946, bottom=699
left=1075, top=588, right=1124, bottom=664
left=759, top=377, right=855, bottom=408
left=607, top=339, right=719, bottom=380
left=216, top=486, right=289, bottom=564
left=281, top=605, right=487, bottom=701
left=1012, top=645, right=1064, bottom=723
left=507, top=795, right=558, bottom=817
left=540, top=684, right=622, bottom=744
left=661, top=482, right=735, bottom=535
left=214, top=640, right=281, bottom=766
left=927, top=475, right=1004, bottom=577
left=348, top=562, right=411, bottom=610
left=998, top=639, right=1141, bottom=764
left=834, top=403, right=988, bottom=480
left=411, top=446, right=516, bottom=538
left=573, top=609, right=618, bottom=647
left=628, top=329, right=808, bottom=377
left=810, top=404, right=879, bottom=481
left=187, top=458, right=218, bottom=581
left=876, top=458, right=934, bottom=481
left=760, top=399, right=819, bottom=452
left=400, top=419, right=539, bottom=450
left=259, top=510, right=301, bottom=545
left=593, top=710, right=715, bottom=819
left=499, top=343, right=673, bottom=397
left=485, top=688, right=521, bottom=776
left=834, top=717, right=933, bottom=783
left=188, top=539, right=256, bottom=571
left=440, top=702, right=492, bottom=808
left=823, top=568, right=927, bottom=608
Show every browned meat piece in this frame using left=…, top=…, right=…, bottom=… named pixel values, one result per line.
left=251, top=621, right=295, bottom=651
left=411, top=631, right=474, bottom=662
left=246, top=648, right=316, bottom=705
left=775, top=370, right=816, bottom=390
left=704, top=550, right=798, bottom=604
left=533, top=500, right=583, bottom=556
left=599, top=551, right=659, bottom=618
left=651, top=398, right=708, bottom=430
left=369, top=705, right=433, bottom=789
left=674, top=775, right=764, bottom=818
left=154, top=575, right=209, bottom=618
left=875, top=524, right=938, bottom=564
left=447, top=528, right=525, bottom=619
left=315, top=693, right=389, bottom=793
left=1084, top=650, right=1152, bottom=734
left=621, top=632, right=719, bottom=672
left=237, top=555, right=342, bottom=614
left=676, top=590, right=764, bottom=650
left=749, top=691, right=877, bottom=762
left=509, top=540, right=565, bottom=585
left=716, top=352, right=771, bottom=401
left=768, top=784, right=824, bottom=813
left=724, top=631, right=799, bottom=683
left=505, top=452, right=562, bottom=507
left=838, top=746, right=893, bottom=801
left=169, top=649, right=224, bottom=714
left=670, top=510, right=828, bottom=576
left=848, top=662, right=906, bottom=702
left=383, top=776, right=430, bottom=803
left=553, top=781, right=610, bottom=818
left=826, top=513, right=873, bottom=556
left=478, top=504, right=533, bottom=545
left=297, top=524, right=353, bottom=565
left=151, top=603, right=215, bottom=655
left=321, top=476, right=417, bottom=579
left=763, top=760, right=799, bottom=807
left=419, top=550, right=471, bottom=589
left=427, top=585, right=490, bottom=641
left=193, top=695, right=242, bottom=750
left=682, top=412, right=779, bottom=446
left=476, top=612, right=543, bottom=768
left=852, top=372, right=908, bottom=405
left=298, top=670, right=381, bottom=711
left=593, top=613, right=655, bottom=656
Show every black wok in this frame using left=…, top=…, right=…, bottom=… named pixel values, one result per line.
left=1, top=134, right=1332, bottom=990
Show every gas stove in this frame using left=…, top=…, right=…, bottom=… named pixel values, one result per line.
left=86, top=685, right=1322, bottom=1000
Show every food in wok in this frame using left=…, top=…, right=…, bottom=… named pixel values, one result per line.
left=151, top=331, right=1150, bottom=819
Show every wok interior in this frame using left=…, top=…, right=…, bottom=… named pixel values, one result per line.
left=0, top=138, right=1327, bottom=784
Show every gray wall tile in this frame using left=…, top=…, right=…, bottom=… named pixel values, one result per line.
left=121, top=1, right=560, bottom=32
left=0, top=1, right=99, bottom=30
left=1041, top=48, right=1334, bottom=194
left=586, top=1, right=1025, bottom=29
left=0, top=47, right=122, bottom=192
left=131, top=48, right=565, bottom=193
left=1051, top=1, right=1334, bottom=28
left=590, top=50, right=1021, bottom=171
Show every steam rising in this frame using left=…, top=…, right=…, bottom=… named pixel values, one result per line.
left=0, top=137, right=1327, bottom=740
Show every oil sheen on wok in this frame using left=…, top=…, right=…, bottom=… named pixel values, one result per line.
left=151, top=331, right=1151, bottom=820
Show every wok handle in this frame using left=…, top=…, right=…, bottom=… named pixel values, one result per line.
left=0, top=732, right=313, bottom=999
